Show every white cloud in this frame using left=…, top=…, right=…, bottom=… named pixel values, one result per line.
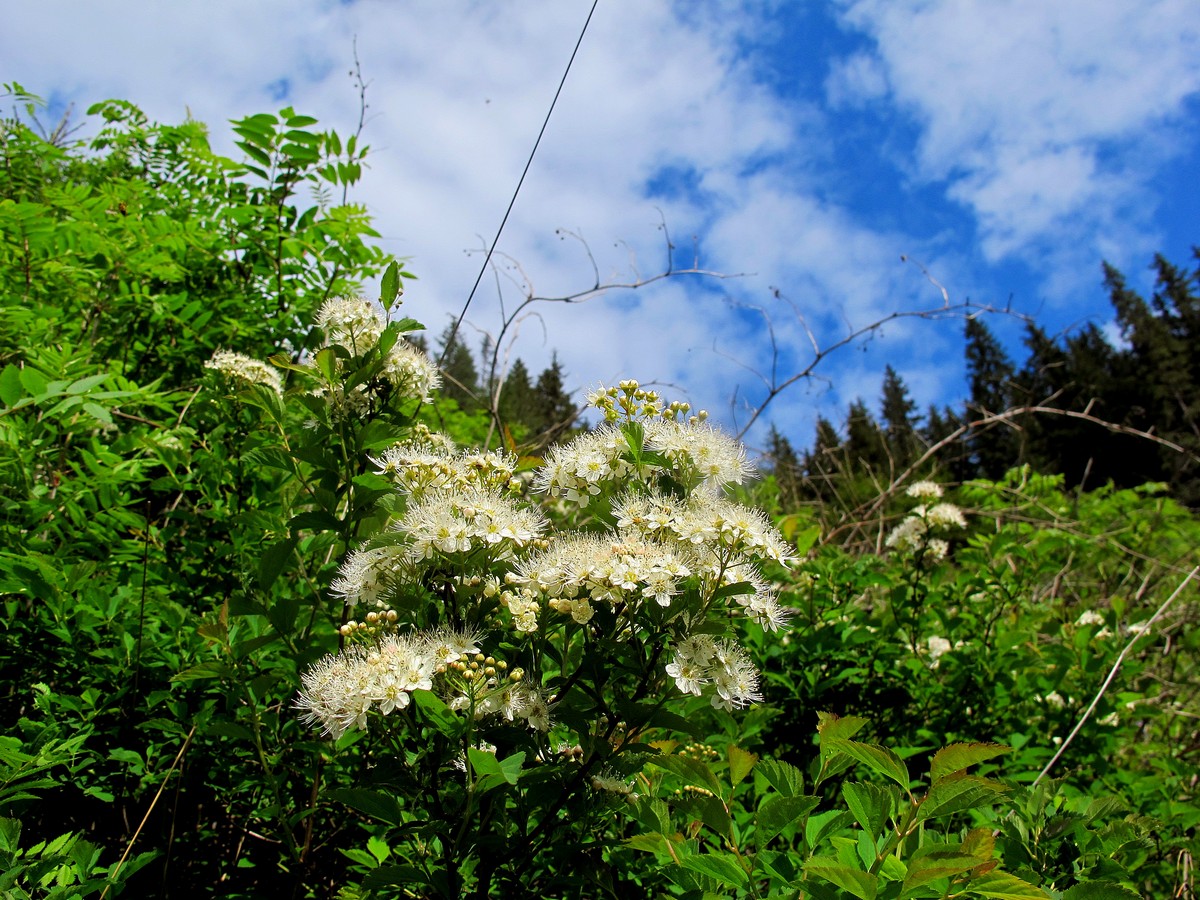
left=831, top=0, right=1200, bottom=264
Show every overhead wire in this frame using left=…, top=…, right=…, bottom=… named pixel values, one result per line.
left=436, top=0, right=600, bottom=372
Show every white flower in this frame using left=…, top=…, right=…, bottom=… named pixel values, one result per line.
left=295, top=633, right=438, bottom=738
left=665, top=635, right=762, bottom=709
left=905, top=480, right=944, bottom=500
left=925, top=503, right=967, bottom=529
left=204, top=350, right=283, bottom=395
left=331, top=543, right=410, bottom=607
left=534, top=426, right=635, bottom=505
left=397, top=486, right=545, bottom=563
left=925, top=635, right=953, bottom=667
left=1074, top=610, right=1105, bottom=627
left=642, top=419, right=755, bottom=491
left=316, top=296, right=385, bottom=354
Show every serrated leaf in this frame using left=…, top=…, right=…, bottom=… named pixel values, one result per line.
left=842, top=781, right=894, bottom=838
left=806, top=809, right=856, bottom=852
left=903, top=849, right=990, bottom=890
left=756, top=795, right=820, bottom=845
left=1061, top=884, right=1141, bottom=900
left=727, top=746, right=757, bottom=787
left=929, top=743, right=1011, bottom=783
left=757, top=757, right=804, bottom=797
left=824, top=738, right=910, bottom=789
left=817, top=711, right=869, bottom=742
left=962, top=826, right=996, bottom=861
left=916, top=773, right=1009, bottom=822
left=967, top=870, right=1052, bottom=899
left=680, top=852, right=748, bottom=887
left=649, top=753, right=723, bottom=796
left=804, top=858, right=878, bottom=900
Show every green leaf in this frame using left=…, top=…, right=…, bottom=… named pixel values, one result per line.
left=966, top=870, right=1052, bottom=899
left=806, top=809, right=855, bottom=852
left=287, top=510, right=341, bottom=533
left=824, top=738, right=910, bottom=789
left=727, top=745, right=757, bottom=787
left=327, top=789, right=404, bottom=826
left=410, top=689, right=461, bottom=736
left=18, top=366, right=47, bottom=396
left=817, top=711, right=869, bottom=743
left=314, top=346, right=339, bottom=383
left=361, top=865, right=428, bottom=889
left=929, top=743, right=1011, bottom=783
left=258, top=536, right=299, bottom=591
left=903, top=850, right=991, bottom=890
left=0, top=364, right=25, bottom=406
left=679, top=792, right=732, bottom=839
left=172, top=661, right=234, bottom=682
left=842, top=781, right=894, bottom=838
left=649, top=753, right=723, bottom=796
left=680, top=852, right=748, bottom=887
left=915, top=773, right=1008, bottom=822
left=757, top=757, right=804, bottom=797
left=1061, top=884, right=1142, bottom=900
left=804, top=858, right=878, bottom=900
left=755, top=794, right=820, bottom=845
left=380, top=260, right=400, bottom=307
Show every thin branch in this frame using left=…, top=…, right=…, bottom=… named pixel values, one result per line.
left=1031, top=565, right=1199, bottom=789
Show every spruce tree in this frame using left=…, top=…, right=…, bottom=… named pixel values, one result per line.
left=436, top=319, right=481, bottom=412
left=879, top=365, right=920, bottom=471
left=964, top=318, right=1018, bottom=480
left=765, top=425, right=803, bottom=511
left=529, top=354, right=577, bottom=451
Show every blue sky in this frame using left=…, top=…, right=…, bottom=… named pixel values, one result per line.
left=4, top=0, right=1198, bottom=454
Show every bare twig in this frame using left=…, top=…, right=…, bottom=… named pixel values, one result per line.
left=1031, top=565, right=1199, bottom=789
left=100, top=725, right=197, bottom=899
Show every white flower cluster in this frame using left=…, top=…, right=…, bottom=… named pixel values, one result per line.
left=925, top=634, right=964, bottom=668
left=399, top=486, right=545, bottom=563
left=204, top=349, right=283, bottom=395
left=511, top=535, right=694, bottom=624
left=614, top=492, right=793, bottom=566
left=643, top=420, right=755, bottom=492
left=296, top=627, right=553, bottom=739
left=533, top=425, right=638, bottom=506
left=312, top=296, right=441, bottom=412
left=296, top=630, right=460, bottom=738
left=330, top=543, right=411, bottom=607
left=612, top=491, right=792, bottom=630
left=665, top=634, right=763, bottom=710
left=450, top=667, right=552, bottom=732
left=885, top=483, right=967, bottom=557
left=371, top=443, right=519, bottom=501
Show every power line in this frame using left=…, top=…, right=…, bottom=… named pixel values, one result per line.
left=437, top=0, right=600, bottom=370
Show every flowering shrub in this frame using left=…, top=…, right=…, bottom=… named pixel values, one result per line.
left=189, top=264, right=809, bottom=894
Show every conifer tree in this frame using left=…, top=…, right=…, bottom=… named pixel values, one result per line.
left=497, top=357, right=536, bottom=434
left=845, top=399, right=887, bottom=477
left=528, top=354, right=577, bottom=451
left=964, top=318, right=1018, bottom=479
left=765, top=425, right=803, bottom=511
left=436, top=319, right=481, bottom=412
left=879, top=365, right=919, bottom=471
